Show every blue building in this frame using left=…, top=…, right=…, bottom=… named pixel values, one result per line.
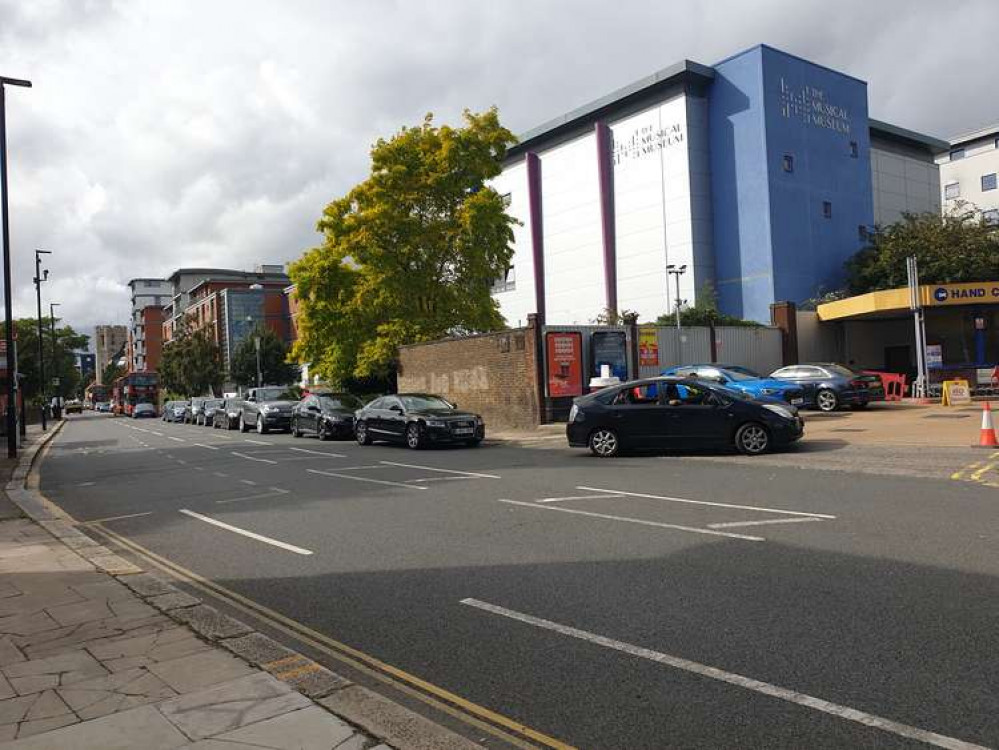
left=492, top=45, right=946, bottom=325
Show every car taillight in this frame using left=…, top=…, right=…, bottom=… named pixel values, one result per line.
left=850, top=379, right=868, bottom=388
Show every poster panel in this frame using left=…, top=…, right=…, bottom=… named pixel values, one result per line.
left=638, top=328, right=659, bottom=367
left=546, top=331, right=583, bottom=397
left=591, top=331, right=628, bottom=382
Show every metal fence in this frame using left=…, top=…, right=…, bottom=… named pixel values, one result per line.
left=636, top=325, right=784, bottom=378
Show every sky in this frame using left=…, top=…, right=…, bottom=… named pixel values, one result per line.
left=0, top=0, right=995, bottom=345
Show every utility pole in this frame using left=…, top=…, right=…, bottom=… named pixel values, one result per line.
left=907, top=255, right=928, bottom=398
left=254, top=335, right=262, bottom=388
left=666, top=264, right=687, bottom=365
left=34, top=250, right=50, bottom=430
left=0, top=75, right=32, bottom=458
left=49, top=303, right=59, bottom=419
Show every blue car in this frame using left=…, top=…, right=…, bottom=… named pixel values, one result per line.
left=661, top=364, right=806, bottom=406
left=769, top=363, right=885, bottom=412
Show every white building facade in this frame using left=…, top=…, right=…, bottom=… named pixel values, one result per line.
left=126, top=278, right=170, bottom=372
left=938, top=123, right=999, bottom=222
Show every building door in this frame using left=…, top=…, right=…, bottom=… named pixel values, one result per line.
left=884, top=345, right=911, bottom=375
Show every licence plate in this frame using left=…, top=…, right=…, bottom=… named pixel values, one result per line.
left=453, top=427, right=474, bottom=435
left=791, top=398, right=804, bottom=406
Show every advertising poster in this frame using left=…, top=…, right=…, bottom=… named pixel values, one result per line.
left=546, top=331, right=583, bottom=397
left=925, top=344, right=943, bottom=370
left=638, top=328, right=659, bottom=367
left=591, top=331, right=628, bottom=382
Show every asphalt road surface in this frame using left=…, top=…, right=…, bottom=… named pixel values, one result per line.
left=38, top=413, right=999, bottom=750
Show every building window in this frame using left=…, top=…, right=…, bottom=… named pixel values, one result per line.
left=822, top=201, right=832, bottom=219
left=849, top=141, right=858, bottom=158
left=950, top=148, right=965, bottom=161
left=782, top=154, right=794, bottom=173
left=491, top=266, right=516, bottom=294
left=982, top=173, right=997, bottom=192
left=984, top=209, right=999, bottom=226
left=944, top=182, right=961, bottom=199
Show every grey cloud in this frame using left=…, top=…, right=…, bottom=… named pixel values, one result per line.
left=0, top=0, right=994, bottom=340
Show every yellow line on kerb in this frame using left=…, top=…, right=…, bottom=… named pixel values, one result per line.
left=92, top=523, right=575, bottom=750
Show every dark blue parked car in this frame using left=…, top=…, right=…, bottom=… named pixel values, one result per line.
left=661, top=364, right=805, bottom=406
left=769, top=363, right=885, bottom=412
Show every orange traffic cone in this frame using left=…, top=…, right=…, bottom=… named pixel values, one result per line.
left=979, top=402, right=999, bottom=448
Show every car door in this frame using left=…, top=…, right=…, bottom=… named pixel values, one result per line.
left=603, top=382, right=673, bottom=448
left=662, top=382, right=732, bottom=446
left=304, top=396, right=321, bottom=432
left=382, top=396, right=407, bottom=441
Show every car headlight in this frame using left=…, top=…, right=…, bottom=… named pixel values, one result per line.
left=426, top=419, right=446, bottom=428
left=569, top=404, right=583, bottom=422
left=763, top=404, right=795, bottom=420
left=760, top=388, right=776, bottom=395
left=326, top=415, right=343, bottom=422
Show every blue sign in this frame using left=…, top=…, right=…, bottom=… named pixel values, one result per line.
left=591, top=331, right=628, bottom=382
left=933, top=287, right=949, bottom=303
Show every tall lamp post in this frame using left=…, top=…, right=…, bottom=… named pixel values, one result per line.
left=33, top=250, right=51, bottom=430
left=1, top=75, right=32, bottom=458
left=49, top=303, right=59, bottom=418
left=666, top=264, right=687, bottom=364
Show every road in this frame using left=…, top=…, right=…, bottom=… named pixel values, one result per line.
left=37, top=413, right=999, bottom=749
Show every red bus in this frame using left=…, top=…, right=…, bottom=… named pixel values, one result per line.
left=112, top=372, right=159, bottom=416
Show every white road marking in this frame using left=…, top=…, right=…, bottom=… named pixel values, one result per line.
left=288, top=447, right=347, bottom=458
left=214, top=472, right=229, bottom=478
left=496, top=499, right=764, bottom=542
left=240, top=479, right=257, bottom=486
left=231, top=451, right=277, bottom=465
left=536, top=494, right=623, bottom=503
left=179, top=509, right=312, bottom=555
left=575, top=486, right=836, bottom=519
left=87, top=511, right=154, bottom=524
left=379, top=461, right=500, bottom=479
left=460, top=598, right=987, bottom=750
left=194, top=466, right=205, bottom=471
left=193, top=443, right=220, bottom=451
left=707, top=517, right=825, bottom=529
left=405, top=476, right=483, bottom=483
left=244, top=439, right=272, bottom=446
left=167, top=436, right=185, bottom=443
left=176, top=459, right=188, bottom=465
left=307, top=468, right=428, bottom=490
left=149, top=431, right=163, bottom=436
left=77, top=481, right=96, bottom=487
left=216, top=488, right=292, bottom=505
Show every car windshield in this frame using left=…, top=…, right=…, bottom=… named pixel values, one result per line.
left=204, top=400, right=221, bottom=408
left=256, top=388, right=296, bottom=401
left=399, top=395, right=453, bottom=411
left=722, top=366, right=763, bottom=381
left=320, top=395, right=362, bottom=410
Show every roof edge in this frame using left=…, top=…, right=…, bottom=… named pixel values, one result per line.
left=869, top=118, right=949, bottom=153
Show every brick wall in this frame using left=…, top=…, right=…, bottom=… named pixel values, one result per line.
left=397, top=319, right=541, bottom=430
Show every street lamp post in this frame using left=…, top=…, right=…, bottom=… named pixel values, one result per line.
left=34, top=250, right=50, bottom=430
left=49, top=303, right=59, bottom=418
left=666, top=264, right=687, bottom=364
left=254, top=335, right=262, bottom=388
left=0, top=75, right=32, bottom=458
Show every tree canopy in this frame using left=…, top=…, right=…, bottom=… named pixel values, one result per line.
left=845, top=207, right=999, bottom=294
left=2, top=319, right=89, bottom=404
left=289, top=108, right=517, bottom=382
left=158, top=315, right=223, bottom=397
left=654, top=285, right=761, bottom=327
left=230, top=325, right=299, bottom=387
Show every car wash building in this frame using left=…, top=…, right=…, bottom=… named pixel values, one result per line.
left=491, top=44, right=946, bottom=327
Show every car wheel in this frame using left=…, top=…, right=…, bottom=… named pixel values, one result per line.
left=816, top=388, right=839, bottom=412
left=355, top=421, right=372, bottom=446
left=735, top=422, right=770, bottom=455
left=256, top=416, right=268, bottom=435
left=291, top=418, right=303, bottom=438
left=588, top=428, right=619, bottom=457
left=239, top=416, right=249, bottom=433
left=318, top=421, right=332, bottom=441
left=406, top=423, right=425, bottom=450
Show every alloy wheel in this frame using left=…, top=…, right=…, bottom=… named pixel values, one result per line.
left=355, top=422, right=369, bottom=445
left=318, top=421, right=328, bottom=441
left=816, top=389, right=838, bottom=412
left=406, top=424, right=422, bottom=450
left=736, top=423, right=769, bottom=455
left=589, top=428, right=618, bottom=457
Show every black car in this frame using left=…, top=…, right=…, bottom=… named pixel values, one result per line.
left=769, top=363, right=885, bottom=412
left=354, top=393, right=485, bottom=449
left=199, top=398, right=223, bottom=426
left=292, top=392, right=363, bottom=440
left=213, top=397, right=242, bottom=430
left=566, top=377, right=803, bottom=457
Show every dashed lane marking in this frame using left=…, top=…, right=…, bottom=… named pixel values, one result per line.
left=575, top=486, right=836, bottom=519
left=707, top=517, right=824, bottom=529
left=168, top=436, right=185, bottom=443
left=193, top=443, right=220, bottom=451
left=307, top=468, right=428, bottom=490
left=179, top=509, right=313, bottom=555
left=288, top=447, right=347, bottom=458
left=460, top=598, right=987, bottom=750
left=215, top=488, right=292, bottom=505
left=231, top=451, right=277, bottom=465
left=244, top=439, right=272, bottom=446
left=379, top=461, right=500, bottom=479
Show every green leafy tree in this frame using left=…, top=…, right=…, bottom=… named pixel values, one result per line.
left=655, top=285, right=761, bottom=327
left=289, top=108, right=518, bottom=382
left=2, top=319, right=89, bottom=405
left=845, top=206, right=999, bottom=294
left=158, top=315, right=223, bottom=396
left=230, top=325, right=299, bottom=387
left=101, top=352, right=126, bottom=388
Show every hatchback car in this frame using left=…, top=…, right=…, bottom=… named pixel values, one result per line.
left=769, top=363, right=885, bottom=412
left=567, top=376, right=803, bottom=457
left=64, top=400, right=83, bottom=415
left=292, top=392, right=363, bottom=440
left=355, top=394, right=484, bottom=449
left=199, top=399, right=223, bottom=426
left=163, top=401, right=188, bottom=422
left=187, top=397, right=207, bottom=424
left=132, top=403, right=157, bottom=419
left=661, top=365, right=805, bottom=406
left=213, top=398, right=242, bottom=430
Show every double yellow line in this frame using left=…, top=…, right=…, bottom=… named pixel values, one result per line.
left=951, top=452, right=999, bottom=487
left=90, top=523, right=575, bottom=750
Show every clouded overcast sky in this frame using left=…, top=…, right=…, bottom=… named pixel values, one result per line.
left=0, top=0, right=995, bottom=343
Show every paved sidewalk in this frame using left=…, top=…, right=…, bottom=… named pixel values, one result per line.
left=0, top=518, right=387, bottom=749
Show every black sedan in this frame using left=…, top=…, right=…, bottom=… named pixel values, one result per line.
left=566, top=377, right=803, bottom=457
left=354, top=393, right=485, bottom=449
left=291, top=392, right=363, bottom=440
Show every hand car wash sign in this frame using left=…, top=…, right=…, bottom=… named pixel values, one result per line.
left=927, top=282, right=999, bottom=306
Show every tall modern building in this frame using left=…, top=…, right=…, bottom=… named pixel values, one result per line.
left=94, top=325, right=127, bottom=384
left=938, top=123, right=999, bottom=222
left=491, top=44, right=946, bottom=325
left=126, top=278, right=171, bottom=372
